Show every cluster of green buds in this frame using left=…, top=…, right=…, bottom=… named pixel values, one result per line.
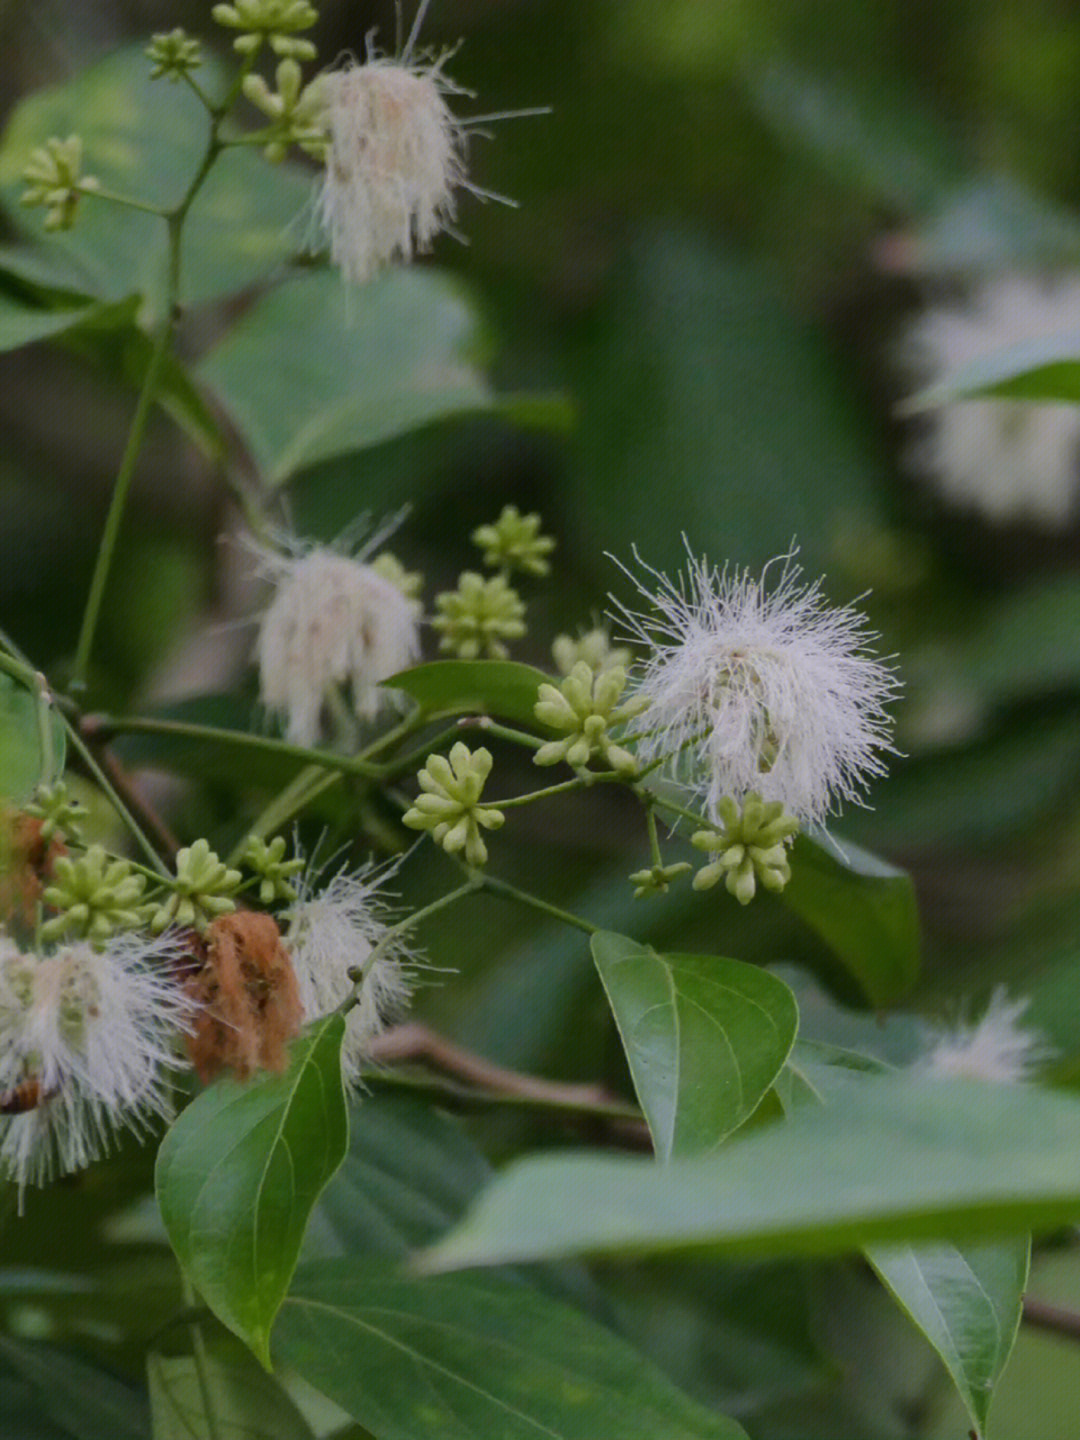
left=691, top=794, right=800, bottom=906
left=146, top=28, right=203, bottom=83
left=552, top=626, right=631, bottom=678
left=432, top=573, right=526, bottom=660
left=533, top=663, right=647, bottom=775
left=472, top=506, right=556, bottom=578
left=41, top=845, right=146, bottom=943
left=240, top=833, right=304, bottom=904
left=212, top=0, right=318, bottom=59
left=403, top=743, right=505, bottom=867
left=242, top=59, right=327, bottom=161
left=371, top=552, right=425, bottom=608
left=25, top=781, right=85, bottom=844
left=19, top=136, right=98, bottom=232
left=628, top=860, right=692, bottom=900
left=147, top=839, right=242, bottom=934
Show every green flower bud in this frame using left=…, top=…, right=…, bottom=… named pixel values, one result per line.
left=432, top=572, right=526, bottom=659
left=41, top=845, right=146, bottom=942
left=472, top=506, right=555, bottom=577
left=691, top=793, right=800, bottom=905
left=402, top=742, right=505, bottom=867
left=533, top=663, right=648, bottom=774
left=20, top=135, right=99, bottom=231
left=25, top=780, right=85, bottom=843
left=148, top=838, right=242, bottom=934
left=628, top=861, right=692, bottom=900
left=370, top=551, right=424, bottom=606
left=212, top=0, right=318, bottom=57
left=552, top=627, right=631, bottom=677
left=240, top=833, right=304, bottom=904
left=146, top=28, right=203, bottom=82
left=242, top=60, right=328, bottom=161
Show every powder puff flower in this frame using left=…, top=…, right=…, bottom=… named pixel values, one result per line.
left=612, top=545, right=899, bottom=827
left=920, top=987, right=1050, bottom=1084
left=255, top=541, right=421, bottom=745
left=902, top=273, right=1080, bottom=525
left=0, top=934, right=195, bottom=1190
left=315, top=1, right=534, bottom=284
left=284, top=862, right=419, bottom=1085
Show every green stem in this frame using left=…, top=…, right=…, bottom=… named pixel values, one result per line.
left=476, top=872, right=598, bottom=935
left=81, top=184, right=168, bottom=216
left=645, top=804, right=663, bottom=867
left=469, top=719, right=544, bottom=750
left=343, top=878, right=482, bottom=1001
left=89, top=714, right=381, bottom=778
left=32, top=673, right=55, bottom=785
left=181, top=1273, right=224, bottom=1440
left=0, top=648, right=35, bottom=688
left=181, top=71, right=217, bottom=113
left=228, top=763, right=342, bottom=863
left=359, top=1065, right=643, bottom=1123
left=60, top=720, right=171, bottom=877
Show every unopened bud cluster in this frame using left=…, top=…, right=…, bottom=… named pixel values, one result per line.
left=148, top=840, right=242, bottom=934
left=19, top=136, right=98, bottom=231
left=692, top=794, right=800, bottom=906
left=147, top=29, right=203, bottom=82
left=472, top=506, right=556, bottom=578
left=212, top=0, right=318, bottom=58
left=533, top=663, right=647, bottom=774
left=402, top=743, right=505, bottom=866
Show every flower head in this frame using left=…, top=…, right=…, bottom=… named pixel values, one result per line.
left=902, top=274, right=1080, bottom=525
left=0, top=934, right=195, bottom=1189
left=316, top=46, right=467, bottom=284
left=284, top=862, right=419, bottom=1084
left=255, top=541, right=421, bottom=745
left=920, top=988, right=1050, bottom=1083
left=612, top=546, right=898, bottom=827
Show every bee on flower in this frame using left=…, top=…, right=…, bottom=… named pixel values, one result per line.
left=612, top=544, right=899, bottom=829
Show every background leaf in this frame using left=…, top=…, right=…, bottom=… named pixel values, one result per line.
left=591, top=932, right=798, bottom=1160
left=147, top=1344, right=315, bottom=1440
left=155, top=1015, right=348, bottom=1367
left=0, top=1335, right=150, bottom=1440
left=276, top=1259, right=748, bottom=1440
left=423, top=1076, right=1080, bottom=1271
left=381, top=659, right=552, bottom=725
left=0, top=670, right=65, bottom=803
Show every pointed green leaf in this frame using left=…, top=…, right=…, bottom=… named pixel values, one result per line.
left=868, top=1239, right=1029, bottom=1435
left=782, top=832, right=920, bottom=1006
left=0, top=1335, right=149, bottom=1440
left=155, top=1015, right=348, bottom=1367
left=276, top=1259, right=747, bottom=1440
left=591, top=932, right=797, bottom=1160
left=382, top=659, right=553, bottom=725
left=147, top=1345, right=315, bottom=1440
left=422, top=1077, right=1080, bottom=1272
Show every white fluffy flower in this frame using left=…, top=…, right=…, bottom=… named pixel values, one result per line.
left=613, top=546, right=898, bottom=827
left=284, top=863, right=418, bottom=1084
left=316, top=41, right=468, bottom=285
left=903, top=274, right=1080, bottom=525
left=255, top=543, right=421, bottom=745
left=920, top=988, right=1049, bottom=1083
left=0, top=935, right=195, bottom=1190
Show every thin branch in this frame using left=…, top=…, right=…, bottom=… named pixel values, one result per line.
left=1023, top=1295, right=1080, bottom=1342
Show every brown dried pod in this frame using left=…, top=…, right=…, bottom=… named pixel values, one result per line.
left=185, top=911, right=304, bottom=1083
left=0, top=811, right=67, bottom=929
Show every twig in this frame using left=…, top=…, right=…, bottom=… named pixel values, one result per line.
left=1023, top=1295, right=1080, bottom=1342
left=78, top=717, right=180, bottom=860
left=363, top=1022, right=652, bottom=1149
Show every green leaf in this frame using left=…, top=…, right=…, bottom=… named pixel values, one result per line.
left=422, top=1076, right=1080, bottom=1272
left=868, top=1239, right=1030, bottom=1435
left=382, top=659, right=553, bottom=725
left=0, top=289, right=99, bottom=351
left=781, top=832, right=920, bottom=1006
left=0, top=1335, right=150, bottom=1440
left=901, top=329, right=1080, bottom=412
left=155, top=1015, right=348, bottom=1368
left=570, top=233, right=888, bottom=580
left=147, top=1345, right=315, bottom=1440
left=0, top=46, right=313, bottom=318
left=783, top=1043, right=1030, bottom=1433
left=0, top=671, right=65, bottom=804
left=591, top=932, right=798, bottom=1160
left=317, top=1093, right=492, bottom=1258
left=276, top=1259, right=747, bottom=1440
left=197, top=269, right=498, bottom=485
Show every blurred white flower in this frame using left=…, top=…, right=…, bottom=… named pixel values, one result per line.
left=0, top=934, right=194, bottom=1189
left=284, top=862, right=419, bottom=1084
left=902, top=274, right=1080, bottom=525
left=255, top=542, right=421, bottom=745
left=612, top=545, right=898, bottom=827
left=920, top=987, right=1049, bottom=1083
